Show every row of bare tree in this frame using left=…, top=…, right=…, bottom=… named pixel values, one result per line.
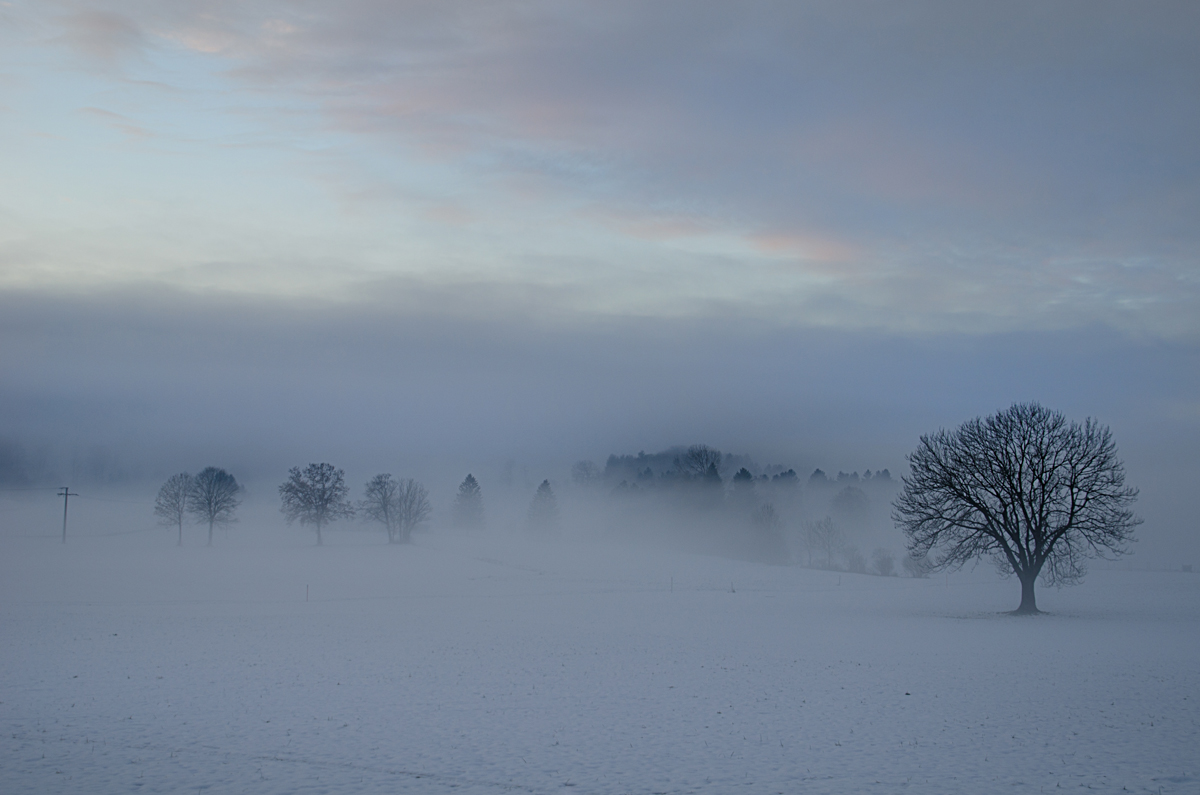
left=155, top=464, right=496, bottom=546
left=275, top=463, right=434, bottom=546
left=154, top=467, right=241, bottom=546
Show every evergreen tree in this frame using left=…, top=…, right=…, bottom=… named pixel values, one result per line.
left=453, top=474, right=484, bottom=530
left=527, top=479, right=560, bottom=535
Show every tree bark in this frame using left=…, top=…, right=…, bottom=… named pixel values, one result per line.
left=1014, top=571, right=1040, bottom=614
left=208, top=519, right=214, bottom=547
left=178, top=519, right=183, bottom=547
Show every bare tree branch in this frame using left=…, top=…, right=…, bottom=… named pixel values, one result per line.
left=154, top=472, right=192, bottom=546
left=395, top=478, right=431, bottom=543
left=893, top=403, right=1140, bottom=613
left=279, top=463, right=354, bottom=546
left=188, top=467, right=240, bottom=547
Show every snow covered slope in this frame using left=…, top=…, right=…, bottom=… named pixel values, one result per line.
left=2, top=533, right=1197, bottom=794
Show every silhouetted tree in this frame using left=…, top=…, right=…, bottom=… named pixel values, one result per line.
left=279, top=463, right=354, bottom=546
left=154, top=472, right=192, bottom=546
left=731, top=467, right=755, bottom=509
left=527, top=479, right=559, bottom=535
left=676, top=445, right=722, bottom=478
left=188, top=467, right=240, bottom=546
left=453, top=474, right=484, bottom=530
left=395, top=478, right=432, bottom=543
left=894, top=403, right=1140, bottom=614
left=771, top=468, right=798, bottom=485
left=361, top=473, right=401, bottom=543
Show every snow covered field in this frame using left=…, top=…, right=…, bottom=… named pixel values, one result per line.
left=2, top=531, right=1197, bottom=794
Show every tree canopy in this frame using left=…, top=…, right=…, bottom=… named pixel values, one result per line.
left=453, top=474, right=484, bottom=530
left=188, top=467, right=241, bottom=547
left=893, top=403, right=1140, bottom=613
left=360, top=473, right=401, bottom=543
left=154, top=472, right=192, bottom=546
left=527, top=479, right=560, bottom=535
left=279, top=463, right=354, bottom=546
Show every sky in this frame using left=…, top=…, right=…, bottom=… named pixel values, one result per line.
left=1, top=2, right=1198, bottom=561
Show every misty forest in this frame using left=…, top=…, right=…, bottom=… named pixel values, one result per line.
left=3, top=3, right=1199, bottom=794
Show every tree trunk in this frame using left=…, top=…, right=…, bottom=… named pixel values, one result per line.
left=208, top=519, right=214, bottom=547
left=1014, top=571, right=1040, bottom=614
left=178, top=519, right=183, bottom=547
left=316, top=521, right=323, bottom=546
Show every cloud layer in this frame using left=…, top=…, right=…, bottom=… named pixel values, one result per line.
left=2, top=1, right=1198, bottom=333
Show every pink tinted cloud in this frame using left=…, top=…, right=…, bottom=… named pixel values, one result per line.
left=749, top=231, right=860, bottom=265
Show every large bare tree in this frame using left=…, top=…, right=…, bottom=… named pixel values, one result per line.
left=361, top=473, right=401, bottom=543
left=188, top=467, right=241, bottom=546
left=803, top=516, right=841, bottom=569
left=279, top=463, right=354, bottom=546
left=395, top=478, right=432, bottom=543
left=893, top=403, right=1140, bottom=614
left=154, top=472, right=192, bottom=546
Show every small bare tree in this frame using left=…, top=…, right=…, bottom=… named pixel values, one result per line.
left=894, top=403, right=1140, bottom=613
left=361, top=473, right=401, bottom=543
left=154, top=472, right=192, bottom=546
left=395, top=478, right=432, bottom=543
left=804, top=516, right=841, bottom=569
left=187, top=467, right=241, bottom=546
left=279, top=463, right=355, bottom=546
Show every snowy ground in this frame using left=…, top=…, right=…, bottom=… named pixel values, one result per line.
left=2, top=530, right=1197, bottom=794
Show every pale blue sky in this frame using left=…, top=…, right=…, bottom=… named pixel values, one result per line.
left=4, top=1, right=1197, bottom=332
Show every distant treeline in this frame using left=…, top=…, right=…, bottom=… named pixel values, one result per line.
left=599, top=445, right=889, bottom=487
left=141, top=443, right=910, bottom=576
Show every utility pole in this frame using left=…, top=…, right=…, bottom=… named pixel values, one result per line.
left=58, top=486, right=78, bottom=543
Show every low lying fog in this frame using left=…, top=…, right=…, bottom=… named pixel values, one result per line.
left=3, top=291, right=1198, bottom=793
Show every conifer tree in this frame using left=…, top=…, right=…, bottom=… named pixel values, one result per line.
left=453, top=474, right=484, bottom=530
